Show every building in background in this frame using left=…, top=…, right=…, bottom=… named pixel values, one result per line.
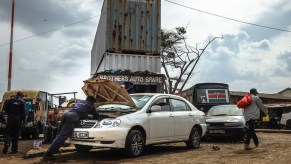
left=278, top=87, right=291, bottom=97
left=91, top=0, right=164, bottom=93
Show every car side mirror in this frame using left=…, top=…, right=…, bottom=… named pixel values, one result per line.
left=150, top=105, right=162, bottom=112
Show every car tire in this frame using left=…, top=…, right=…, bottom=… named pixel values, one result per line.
left=286, top=120, right=291, bottom=130
left=32, top=127, right=39, bottom=139
left=186, top=127, right=201, bottom=149
left=75, top=144, right=93, bottom=153
left=125, top=129, right=145, bottom=157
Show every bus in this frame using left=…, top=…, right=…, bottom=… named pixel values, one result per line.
left=176, top=83, right=230, bottom=113
left=0, top=90, right=48, bottom=139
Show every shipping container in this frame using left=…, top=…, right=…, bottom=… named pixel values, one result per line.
left=91, top=52, right=161, bottom=75
left=91, top=0, right=161, bottom=69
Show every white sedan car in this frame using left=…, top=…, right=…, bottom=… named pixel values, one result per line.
left=67, top=93, right=207, bottom=157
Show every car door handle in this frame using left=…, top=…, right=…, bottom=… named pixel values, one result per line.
left=169, top=115, right=174, bottom=118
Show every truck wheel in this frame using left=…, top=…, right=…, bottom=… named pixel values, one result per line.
left=125, top=130, right=145, bottom=157
left=186, top=127, right=201, bottom=149
left=75, top=144, right=93, bottom=153
left=32, top=127, right=39, bottom=139
left=286, top=120, right=291, bottom=130
left=21, top=132, right=30, bottom=140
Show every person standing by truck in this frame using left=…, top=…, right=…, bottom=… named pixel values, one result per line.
left=43, top=96, right=98, bottom=160
left=2, top=92, right=26, bottom=154
left=43, top=108, right=61, bottom=144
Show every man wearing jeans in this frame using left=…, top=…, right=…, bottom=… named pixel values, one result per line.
left=43, top=96, right=98, bottom=160
left=243, top=88, right=268, bottom=150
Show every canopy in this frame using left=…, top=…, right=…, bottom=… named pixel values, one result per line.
left=82, top=78, right=136, bottom=108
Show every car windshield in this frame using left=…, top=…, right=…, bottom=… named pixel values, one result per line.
left=207, top=105, right=243, bottom=116
left=96, top=104, right=134, bottom=111
left=130, top=95, right=153, bottom=110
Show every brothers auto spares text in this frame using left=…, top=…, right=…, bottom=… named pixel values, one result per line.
left=97, top=74, right=163, bottom=85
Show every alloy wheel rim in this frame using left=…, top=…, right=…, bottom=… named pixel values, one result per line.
left=192, top=131, right=200, bottom=147
left=131, top=133, right=143, bottom=155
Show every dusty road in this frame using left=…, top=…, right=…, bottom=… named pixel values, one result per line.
left=0, top=132, right=290, bottom=164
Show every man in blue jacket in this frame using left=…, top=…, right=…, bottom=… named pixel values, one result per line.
left=2, top=92, right=26, bottom=154
left=43, top=96, right=97, bottom=160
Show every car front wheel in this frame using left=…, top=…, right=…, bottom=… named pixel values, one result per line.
left=186, top=127, right=201, bottom=148
left=125, top=130, right=144, bottom=157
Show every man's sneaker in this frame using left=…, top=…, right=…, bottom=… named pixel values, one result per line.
left=2, top=145, right=9, bottom=154
left=244, top=144, right=251, bottom=150
left=43, top=151, right=56, bottom=161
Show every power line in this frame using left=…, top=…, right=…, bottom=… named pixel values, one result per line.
left=165, top=0, right=291, bottom=33
left=0, top=15, right=100, bottom=47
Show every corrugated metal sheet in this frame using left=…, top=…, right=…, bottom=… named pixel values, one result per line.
left=92, top=0, right=161, bottom=58
left=93, top=52, right=161, bottom=74
left=109, top=0, right=161, bottom=54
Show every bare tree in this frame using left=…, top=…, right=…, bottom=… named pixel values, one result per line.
left=161, top=27, right=223, bottom=94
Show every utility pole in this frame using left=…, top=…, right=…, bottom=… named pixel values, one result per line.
left=8, top=0, right=15, bottom=91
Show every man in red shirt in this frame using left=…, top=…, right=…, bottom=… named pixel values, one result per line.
left=44, top=108, right=61, bottom=144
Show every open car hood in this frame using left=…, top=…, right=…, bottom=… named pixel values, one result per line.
left=82, top=78, right=136, bottom=109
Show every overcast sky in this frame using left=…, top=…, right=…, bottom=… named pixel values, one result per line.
left=0, top=0, right=291, bottom=101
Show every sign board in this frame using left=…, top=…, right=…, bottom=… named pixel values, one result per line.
left=95, top=74, right=164, bottom=85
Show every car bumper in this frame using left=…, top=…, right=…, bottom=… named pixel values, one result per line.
left=201, top=124, right=207, bottom=136
left=67, top=127, right=130, bottom=148
left=206, top=127, right=245, bottom=137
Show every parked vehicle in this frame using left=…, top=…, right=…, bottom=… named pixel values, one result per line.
left=205, top=105, right=246, bottom=140
left=0, top=90, right=48, bottom=139
left=176, top=83, right=230, bottom=113
left=280, top=111, right=291, bottom=130
left=67, top=93, right=207, bottom=157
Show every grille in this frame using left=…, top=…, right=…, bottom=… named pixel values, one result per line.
left=77, top=120, right=98, bottom=128
left=208, top=122, right=225, bottom=127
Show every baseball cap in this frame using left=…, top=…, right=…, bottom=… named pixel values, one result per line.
left=250, top=88, right=258, bottom=94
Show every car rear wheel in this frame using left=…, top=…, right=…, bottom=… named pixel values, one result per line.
left=125, top=130, right=144, bottom=157
left=75, top=144, right=93, bottom=153
left=186, top=127, right=201, bottom=148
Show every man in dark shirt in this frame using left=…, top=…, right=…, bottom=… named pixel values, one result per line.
left=43, top=96, right=97, bottom=160
left=2, top=92, right=26, bottom=154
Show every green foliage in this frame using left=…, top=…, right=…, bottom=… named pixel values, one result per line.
left=161, top=27, right=186, bottom=49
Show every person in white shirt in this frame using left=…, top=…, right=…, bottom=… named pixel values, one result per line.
left=243, top=88, right=268, bottom=150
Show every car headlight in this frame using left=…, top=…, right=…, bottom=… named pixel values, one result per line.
left=224, top=122, right=242, bottom=127
left=96, top=119, right=121, bottom=128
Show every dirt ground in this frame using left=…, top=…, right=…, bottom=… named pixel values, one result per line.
left=0, top=132, right=290, bottom=164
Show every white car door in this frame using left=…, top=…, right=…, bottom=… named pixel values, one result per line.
left=170, top=98, right=195, bottom=140
left=148, top=97, right=175, bottom=143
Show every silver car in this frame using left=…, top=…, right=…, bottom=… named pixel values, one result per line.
left=205, top=105, right=246, bottom=140
left=67, top=93, right=207, bottom=157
